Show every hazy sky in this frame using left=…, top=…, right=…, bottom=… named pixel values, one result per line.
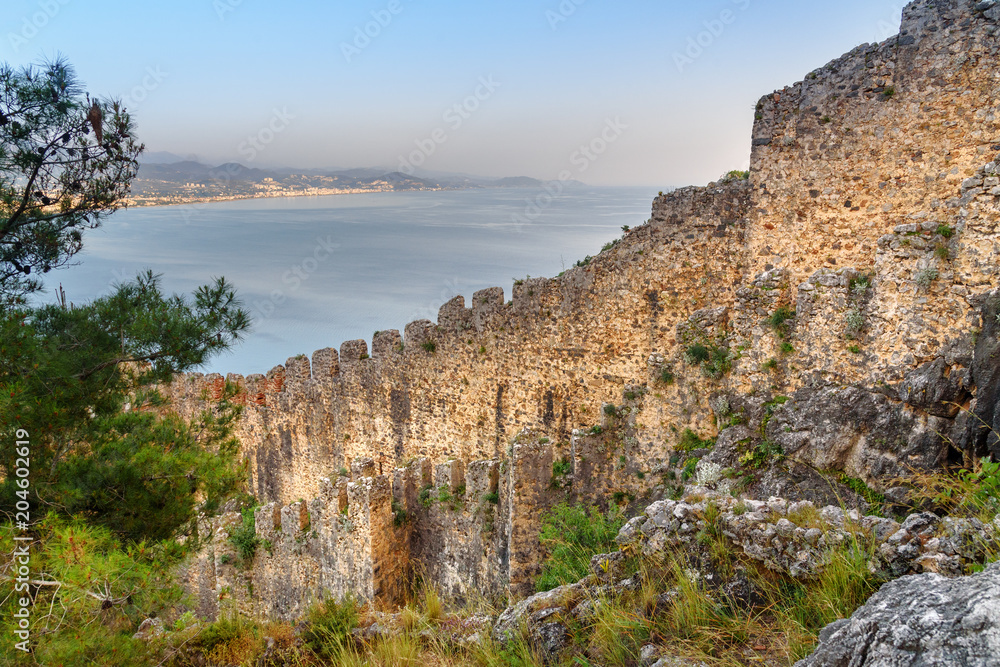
left=4, top=0, right=908, bottom=186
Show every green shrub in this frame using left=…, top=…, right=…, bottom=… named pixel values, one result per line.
left=421, top=340, right=437, bottom=353
left=678, top=428, right=715, bottom=453
left=552, top=458, right=573, bottom=478
left=657, top=366, right=676, bottom=386
left=937, top=224, right=955, bottom=239
left=766, top=306, right=796, bottom=338
left=685, top=344, right=711, bottom=365
left=392, top=498, right=409, bottom=527
left=229, top=506, right=261, bottom=566
left=302, top=595, right=359, bottom=659
left=739, top=440, right=784, bottom=469
left=536, top=503, right=627, bottom=592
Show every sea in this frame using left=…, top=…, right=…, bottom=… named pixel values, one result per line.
left=44, top=186, right=659, bottom=375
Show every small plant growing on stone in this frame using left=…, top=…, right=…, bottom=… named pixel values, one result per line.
left=779, top=342, right=795, bottom=356
left=603, top=403, right=619, bottom=418
left=845, top=306, right=865, bottom=338
left=766, top=305, right=796, bottom=339
left=712, top=396, right=731, bottom=417
left=392, top=498, right=409, bottom=527
left=228, top=507, right=261, bottom=567
left=739, top=440, right=785, bottom=469
left=762, top=358, right=779, bottom=372
left=937, top=224, right=955, bottom=238
left=685, top=343, right=711, bottom=365
left=421, top=340, right=437, bottom=353
left=419, top=485, right=433, bottom=508
left=656, top=366, right=676, bottom=386
left=575, top=255, right=593, bottom=268
left=849, top=274, right=872, bottom=295
left=437, top=486, right=453, bottom=504
left=882, top=86, right=896, bottom=99
left=934, top=243, right=950, bottom=260
left=915, top=267, right=939, bottom=288
left=338, top=467, right=349, bottom=477
left=552, top=458, right=573, bottom=479
left=848, top=345, right=862, bottom=354
left=678, top=428, right=715, bottom=453
left=694, top=461, right=724, bottom=487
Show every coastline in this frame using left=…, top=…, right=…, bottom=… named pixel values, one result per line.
left=126, top=185, right=454, bottom=210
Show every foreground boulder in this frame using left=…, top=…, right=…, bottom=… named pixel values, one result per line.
left=796, top=562, right=1000, bottom=666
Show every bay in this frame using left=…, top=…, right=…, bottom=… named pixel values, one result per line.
left=45, top=186, right=658, bottom=375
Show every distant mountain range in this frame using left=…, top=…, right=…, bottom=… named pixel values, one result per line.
left=131, top=154, right=586, bottom=207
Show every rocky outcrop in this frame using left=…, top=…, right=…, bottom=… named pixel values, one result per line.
left=968, top=291, right=1000, bottom=459
left=616, top=492, right=999, bottom=580
left=795, top=562, right=1000, bottom=667
left=488, top=488, right=1000, bottom=661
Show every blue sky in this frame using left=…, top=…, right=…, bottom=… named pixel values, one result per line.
left=4, top=0, right=909, bottom=186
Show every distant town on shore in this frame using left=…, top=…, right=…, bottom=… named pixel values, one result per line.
left=129, top=152, right=586, bottom=207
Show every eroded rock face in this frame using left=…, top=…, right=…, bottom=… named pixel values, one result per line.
left=795, top=562, right=1000, bottom=667
left=968, top=292, right=1000, bottom=459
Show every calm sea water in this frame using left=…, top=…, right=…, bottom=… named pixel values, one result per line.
left=47, top=187, right=658, bottom=375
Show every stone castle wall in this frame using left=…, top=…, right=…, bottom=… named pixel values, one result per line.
left=174, top=0, right=1000, bottom=618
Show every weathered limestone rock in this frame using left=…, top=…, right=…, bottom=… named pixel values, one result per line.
left=795, top=562, right=1000, bottom=667
left=615, top=492, right=1000, bottom=580
left=967, top=291, right=1000, bottom=459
